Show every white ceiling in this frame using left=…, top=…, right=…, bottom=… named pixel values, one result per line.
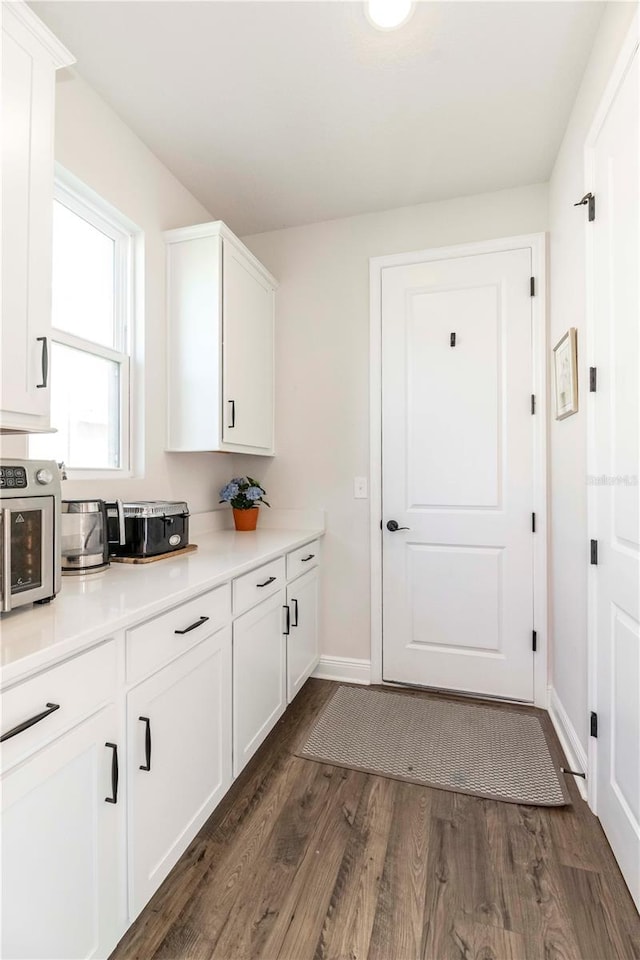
left=31, top=1, right=604, bottom=236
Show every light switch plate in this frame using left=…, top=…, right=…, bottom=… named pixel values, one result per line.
left=354, top=476, right=368, bottom=499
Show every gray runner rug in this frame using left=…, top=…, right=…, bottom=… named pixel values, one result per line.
left=297, top=686, right=570, bottom=806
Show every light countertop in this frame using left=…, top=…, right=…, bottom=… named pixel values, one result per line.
left=0, top=527, right=323, bottom=688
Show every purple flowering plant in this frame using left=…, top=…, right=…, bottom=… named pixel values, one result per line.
left=219, top=476, right=270, bottom=511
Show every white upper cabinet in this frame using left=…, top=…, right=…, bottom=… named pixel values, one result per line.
left=1, top=2, right=74, bottom=433
left=165, top=221, right=277, bottom=455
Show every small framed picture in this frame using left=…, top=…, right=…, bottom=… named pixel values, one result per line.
left=553, top=328, right=578, bottom=420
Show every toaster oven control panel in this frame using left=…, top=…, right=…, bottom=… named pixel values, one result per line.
left=0, top=466, right=28, bottom=490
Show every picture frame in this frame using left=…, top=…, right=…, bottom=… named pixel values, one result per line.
left=553, top=327, right=578, bottom=420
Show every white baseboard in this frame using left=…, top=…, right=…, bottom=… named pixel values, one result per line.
left=313, top=655, right=371, bottom=685
left=548, top=686, right=588, bottom=800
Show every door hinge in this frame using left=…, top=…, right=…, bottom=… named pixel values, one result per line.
left=590, top=539, right=598, bottom=565
left=531, top=394, right=536, bottom=415
left=532, top=630, right=537, bottom=652
left=530, top=276, right=535, bottom=297
left=590, top=711, right=598, bottom=738
left=575, top=192, right=596, bottom=222
left=531, top=512, right=536, bottom=533
left=589, top=367, right=597, bottom=392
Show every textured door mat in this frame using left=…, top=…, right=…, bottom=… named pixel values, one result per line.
left=297, top=686, right=570, bottom=806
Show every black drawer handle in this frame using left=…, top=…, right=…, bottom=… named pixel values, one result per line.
left=301, top=554, right=315, bottom=563
left=291, top=598, right=299, bottom=627
left=257, top=576, right=276, bottom=588
left=105, top=742, right=119, bottom=803
left=0, top=702, right=60, bottom=743
left=139, top=716, right=151, bottom=771
left=36, top=336, right=48, bottom=389
left=174, top=615, right=209, bottom=635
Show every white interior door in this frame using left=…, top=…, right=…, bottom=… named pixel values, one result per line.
left=382, top=245, right=535, bottom=701
left=589, top=37, right=640, bottom=911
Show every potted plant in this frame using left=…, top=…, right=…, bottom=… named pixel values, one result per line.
left=219, top=476, right=270, bottom=531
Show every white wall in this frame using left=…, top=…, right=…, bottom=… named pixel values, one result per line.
left=2, top=70, right=234, bottom=515
left=240, top=183, right=548, bottom=664
left=548, top=1, right=637, bottom=750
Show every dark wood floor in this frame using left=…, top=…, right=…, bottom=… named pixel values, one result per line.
left=112, top=680, right=640, bottom=960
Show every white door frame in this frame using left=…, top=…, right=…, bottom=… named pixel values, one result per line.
left=585, top=14, right=639, bottom=813
left=369, top=233, right=548, bottom=707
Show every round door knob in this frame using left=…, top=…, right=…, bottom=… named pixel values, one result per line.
left=386, top=520, right=410, bottom=532
left=35, top=468, right=53, bottom=485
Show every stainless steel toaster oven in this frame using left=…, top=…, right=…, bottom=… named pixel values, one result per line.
left=0, top=459, right=61, bottom=612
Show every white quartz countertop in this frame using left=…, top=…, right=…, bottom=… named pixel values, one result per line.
left=0, top=527, right=323, bottom=688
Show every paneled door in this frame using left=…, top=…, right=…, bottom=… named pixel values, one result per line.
left=589, top=35, right=639, bottom=911
left=127, top=629, right=232, bottom=918
left=382, top=245, right=535, bottom=700
left=1, top=706, right=122, bottom=959
left=222, top=238, right=275, bottom=451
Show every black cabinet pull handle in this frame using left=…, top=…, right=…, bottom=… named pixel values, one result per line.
left=36, top=337, right=48, bottom=389
left=105, top=742, right=119, bottom=803
left=139, top=716, right=151, bottom=771
left=0, top=702, right=60, bottom=743
left=301, top=554, right=315, bottom=563
left=283, top=605, right=290, bottom=635
left=228, top=400, right=236, bottom=429
left=36, top=337, right=49, bottom=390
left=257, top=576, right=276, bottom=588
left=291, top=598, right=299, bottom=627
left=450, top=332, right=456, bottom=347
left=174, top=615, right=209, bottom=635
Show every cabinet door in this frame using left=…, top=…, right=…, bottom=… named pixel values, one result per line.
left=222, top=239, right=274, bottom=452
left=1, top=705, right=123, bottom=960
left=127, top=628, right=232, bottom=918
left=287, top=568, right=320, bottom=702
left=1, top=7, right=69, bottom=430
left=233, top=590, right=286, bottom=777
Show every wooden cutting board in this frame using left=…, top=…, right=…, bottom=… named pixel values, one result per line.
left=110, top=544, right=198, bottom=564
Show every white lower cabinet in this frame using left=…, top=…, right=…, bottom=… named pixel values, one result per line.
left=286, top=567, right=320, bottom=703
left=233, top=590, right=287, bottom=777
left=1, top=704, right=123, bottom=960
left=127, top=627, right=232, bottom=918
left=2, top=539, right=322, bottom=958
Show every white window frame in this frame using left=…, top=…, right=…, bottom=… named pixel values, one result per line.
left=33, top=166, right=140, bottom=479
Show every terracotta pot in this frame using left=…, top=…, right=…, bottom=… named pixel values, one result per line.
left=233, top=507, right=259, bottom=532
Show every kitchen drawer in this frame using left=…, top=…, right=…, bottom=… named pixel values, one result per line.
left=0, top=640, right=116, bottom=774
left=127, top=583, right=231, bottom=684
left=233, top=557, right=285, bottom=616
left=286, top=540, right=321, bottom=581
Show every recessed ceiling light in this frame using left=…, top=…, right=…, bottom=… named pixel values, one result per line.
left=366, top=0, right=414, bottom=31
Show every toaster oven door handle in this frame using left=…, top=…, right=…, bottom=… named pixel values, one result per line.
left=115, top=499, right=126, bottom=545
left=174, top=615, right=210, bottom=635
left=2, top=508, right=12, bottom=613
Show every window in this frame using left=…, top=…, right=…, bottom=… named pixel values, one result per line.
left=30, top=171, right=138, bottom=474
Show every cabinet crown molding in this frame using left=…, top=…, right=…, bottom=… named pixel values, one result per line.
left=3, top=0, right=75, bottom=69
left=163, top=219, right=278, bottom=289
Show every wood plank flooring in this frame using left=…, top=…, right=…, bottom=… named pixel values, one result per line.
left=111, top=680, right=640, bottom=960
